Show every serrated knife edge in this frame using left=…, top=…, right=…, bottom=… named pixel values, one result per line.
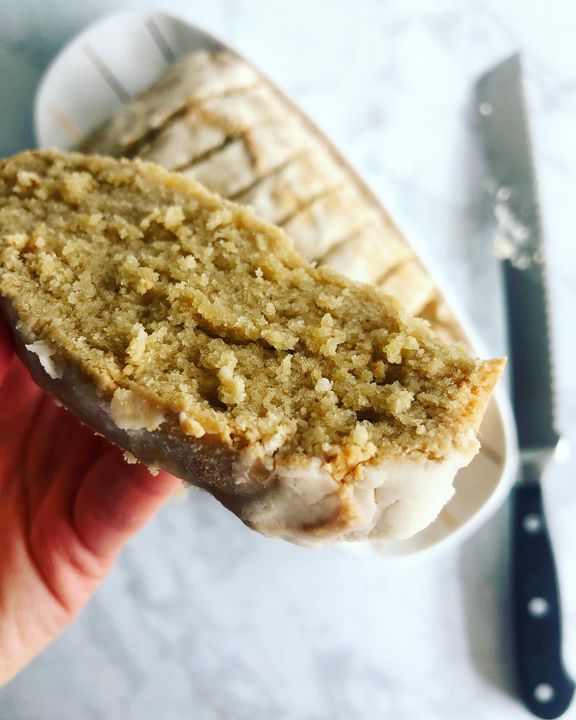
left=476, top=53, right=559, bottom=453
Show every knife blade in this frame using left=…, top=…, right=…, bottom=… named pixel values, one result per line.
left=476, top=54, right=574, bottom=719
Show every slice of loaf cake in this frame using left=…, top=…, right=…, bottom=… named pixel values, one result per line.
left=0, top=150, right=503, bottom=546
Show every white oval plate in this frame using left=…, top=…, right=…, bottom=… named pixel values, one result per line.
left=34, top=10, right=517, bottom=560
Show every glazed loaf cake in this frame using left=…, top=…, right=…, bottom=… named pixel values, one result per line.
left=0, top=151, right=503, bottom=545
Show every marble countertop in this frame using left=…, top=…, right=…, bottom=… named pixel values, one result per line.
left=1, top=1, right=576, bottom=718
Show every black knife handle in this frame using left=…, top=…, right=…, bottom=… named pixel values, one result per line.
left=511, top=474, right=575, bottom=718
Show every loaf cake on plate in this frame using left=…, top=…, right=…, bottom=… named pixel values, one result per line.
left=0, top=150, right=503, bottom=545
left=80, top=50, right=457, bottom=335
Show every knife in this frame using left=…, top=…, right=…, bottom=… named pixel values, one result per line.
left=476, top=54, right=575, bottom=719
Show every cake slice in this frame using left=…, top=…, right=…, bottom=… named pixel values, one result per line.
left=281, top=185, right=377, bottom=260
left=180, top=120, right=313, bottom=197
left=320, top=223, right=412, bottom=284
left=138, top=113, right=228, bottom=170
left=137, top=84, right=286, bottom=170
left=0, top=151, right=504, bottom=546
left=234, top=150, right=346, bottom=225
left=377, top=259, right=436, bottom=316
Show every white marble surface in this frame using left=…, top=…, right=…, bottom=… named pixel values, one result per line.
left=1, top=1, right=576, bottom=718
